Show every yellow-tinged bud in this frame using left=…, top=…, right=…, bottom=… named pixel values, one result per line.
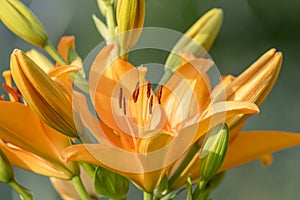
left=117, top=0, right=145, bottom=53
left=165, top=8, right=223, bottom=72
left=199, top=124, right=228, bottom=183
left=10, top=49, right=77, bottom=137
left=220, top=49, right=282, bottom=128
left=97, top=0, right=114, bottom=16
left=26, top=49, right=54, bottom=73
left=0, top=150, right=14, bottom=183
left=0, top=0, right=48, bottom=47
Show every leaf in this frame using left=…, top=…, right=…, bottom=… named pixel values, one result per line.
left=94, top=166, right=129, bottom=199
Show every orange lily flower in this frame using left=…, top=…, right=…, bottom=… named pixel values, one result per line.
left=63, top=44, right=259, bottom=192
left=0, top=101, right=79, bottom=180
left=168, top=49, right=300, bottom=189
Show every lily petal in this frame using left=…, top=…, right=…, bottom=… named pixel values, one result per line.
left=0, top=140, right=70, bottom=179
left=89, top=44, right=136, bottom=131
left=161, top=58, right=213, bottom=129
left=56, top=36, right=75, bottom=65
left=194, top=101, right=259, bottom=142
left=220, top=131, right=300, bottom=171
left=63, top=144, right=167, bottom=192
left=0, top=102, right=69, bottom=164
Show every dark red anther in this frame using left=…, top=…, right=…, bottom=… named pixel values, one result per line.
left=123, top=97, right=127, bottom=115
left=149, top=95, right=153, bottom=115
left=119, top=88, right=123, bottom=108
left=157, top=85, right=163, bottom=104
left=147, top=81, right=151, bottom=98
left=132, top=81, right=140, bottom=103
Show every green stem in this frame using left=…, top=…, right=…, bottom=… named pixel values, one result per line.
left=106, top=4, right=116, bottom=38
left=80, top=162, right=96, bottom=178
left=193, top=180, right=207, bottom=200
left=144, top=191, right=154, bottom=200
left=72, top=175, right=91, bottom=200
left=43, top=40, right=68, bottom=65
left=9, top=179, right=33, bottom=200
left=168, top=144, right=199, bottom=188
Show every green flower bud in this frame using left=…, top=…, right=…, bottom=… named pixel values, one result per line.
left=0, top=150, right=14, bottom=183
left=117, top=0, right=145, bottom=54
left=199, top=123, right=229, bottom=182
left=0, top=0, right=48, bottom=47
left=165, top=8, right=223, bottom=72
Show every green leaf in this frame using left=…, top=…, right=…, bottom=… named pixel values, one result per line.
left=94, top=166, right=129, bottom=199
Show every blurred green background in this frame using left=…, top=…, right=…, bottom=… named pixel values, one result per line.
left=1, top=0, right=300, bottom=199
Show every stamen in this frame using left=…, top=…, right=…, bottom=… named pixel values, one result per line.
left=2, top=70, right=14, bottom=101
left=123, top=97, right=126, bottom=115
left=2, top=83, right=20, bottom=102
left=2, top=71, right=12, bottom=86
left=119, top=88, right=123, bottom=108
left=157, top=85, right=163, bottom=104
left=149, top=95, right=153, bottom=115
left=132, top=81, right=140, bottom=103
left=147, top=81, right=151, bottom=98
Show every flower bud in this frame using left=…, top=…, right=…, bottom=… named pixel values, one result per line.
left=116, top=0, right=145, bottom=53
left=26, top=49, right=54, bottom=73
left=10, top=49, right=77, bottom=137
left=165, top=8, right=223, bottom=72
left=0, top=0, right=48, bottom=47
left=0, top=150, right=14, bottom=183
left=220, top=49, right=282, bottom=128
left=199, top=124, right=229, bottom=182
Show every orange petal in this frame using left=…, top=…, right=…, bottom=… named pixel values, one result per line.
left=63, top=143, right=167, bottom=191
left=0, top=140, right=70, bottom=179
left=89, top=44, right=136, bottom=131
left=73, top=91, right=135, bottom=150
left=56, top=36, right=75, bottom=66
left=220, top=131, right=300, bottom=171
left=224, top=49, right=282, bottom=105
left=0, top=102, right=69, bottom=163
left=194, top=101, right=259, bottom=141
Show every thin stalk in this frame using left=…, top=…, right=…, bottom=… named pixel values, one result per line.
left=106, top=4, right=116, bottom=38
left=43, top=40, right=67, bottom=65
left=80, top=162, right=96, bottom=178
left=72, top=175, right=91, bottom=200
left=192, top=180, right=207, bottom=200
left=144, top=191, right=154, bottom=200
left=9, top=179, right=33, bottom=200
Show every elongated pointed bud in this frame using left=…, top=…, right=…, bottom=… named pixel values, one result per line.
left=10, top=49, right=77, bottom=137
left=0, top=150, right=14, bottom=183
left=218, top=49, right=282, bottom=128
left=117, top=0, right=145, bottom=55
left=199, top=124, right=228, bottom=183
left=92, top=14, right=109, bottom=40
left=225, top=49, right=282, bottom=105
left=165, top=8, right=223, bottom=72
left=0, top=0, right=48, bottom=47
left=26, top=49, right=54, bottom=73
